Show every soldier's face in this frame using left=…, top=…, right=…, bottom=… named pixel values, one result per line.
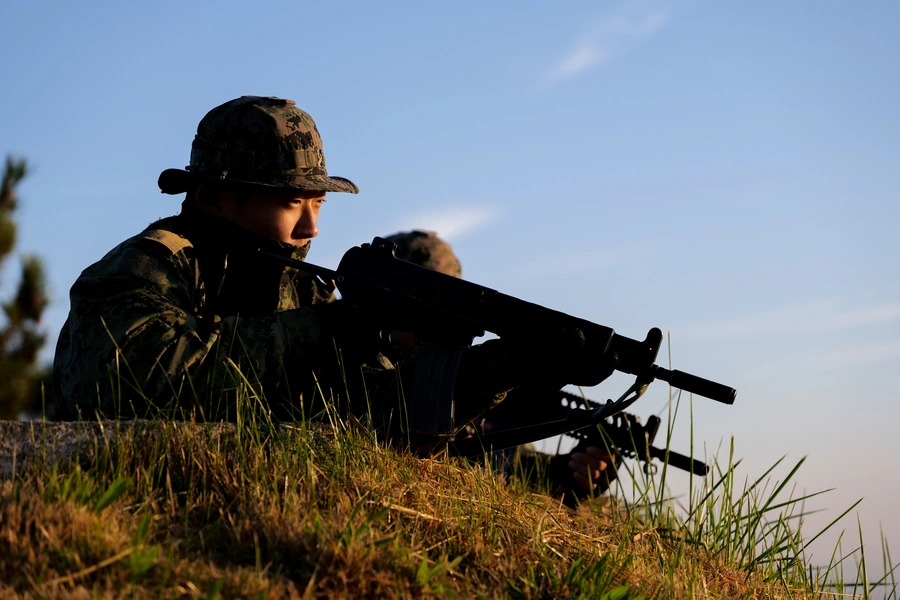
left=201, top=186, right=325, bottom=247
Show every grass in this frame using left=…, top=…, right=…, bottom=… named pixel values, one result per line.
left=2, top=378, right=896, bottom=597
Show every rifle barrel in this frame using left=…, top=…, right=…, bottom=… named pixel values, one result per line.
left=648, top=446, right=709, bottom=476
left=650, top=365, right=736, bottom=405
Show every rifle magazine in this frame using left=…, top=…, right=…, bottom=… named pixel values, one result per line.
left=409, top=345, right=464, bottom=435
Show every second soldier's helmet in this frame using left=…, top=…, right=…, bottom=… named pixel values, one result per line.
left=159, top=96, right=358, bottom=195
left=384, top=230, right=462, bottom=278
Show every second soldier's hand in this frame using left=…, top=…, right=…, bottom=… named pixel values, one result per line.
left=569, top=447, right=614, bottom=491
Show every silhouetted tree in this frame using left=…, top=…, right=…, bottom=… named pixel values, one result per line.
left=0, top=156, right=50, bottom=418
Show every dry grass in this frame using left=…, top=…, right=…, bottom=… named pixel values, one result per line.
left=1, top=410, right=888, bottom=599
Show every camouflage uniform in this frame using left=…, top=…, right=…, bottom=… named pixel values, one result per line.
left=53, top=211, right=349, bottom=420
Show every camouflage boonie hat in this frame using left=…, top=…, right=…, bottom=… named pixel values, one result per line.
left=384, top=230, right=462, bottom=278
left=159, top=96, right=358, bottom=195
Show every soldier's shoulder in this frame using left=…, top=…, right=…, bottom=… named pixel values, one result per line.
left=97, top=216, right=193, bottom=263
left=133, top=216, right=193, bottom=255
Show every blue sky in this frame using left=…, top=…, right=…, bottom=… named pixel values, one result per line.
left=2, top=0, right=898, bottom=570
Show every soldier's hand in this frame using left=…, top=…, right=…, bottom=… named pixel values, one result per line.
left=551, top=328, right=617, bottom=387
left=381, top=330, right=415, bottom=348
left=569, top=447, right=617, bottom=492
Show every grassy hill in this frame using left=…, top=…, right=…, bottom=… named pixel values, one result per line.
left=0, top=409, right=890, bottom=598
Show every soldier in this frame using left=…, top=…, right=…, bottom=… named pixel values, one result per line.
left=383, top=230, right=618, bottom=500
left=53, top=96, right=366, bottom=422
left=52, top=95, right=612, bottom=454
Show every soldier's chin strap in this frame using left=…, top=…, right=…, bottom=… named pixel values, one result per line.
left=449, top=377, right=651, bottom=458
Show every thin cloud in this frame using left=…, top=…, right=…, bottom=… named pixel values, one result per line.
left=553, top=44, right=607, bottom=81
left=544, top=6, right=671, bottom=87
left=685, top=301, right=900, bottom=341
left=391, top=206, right=502, bottom=240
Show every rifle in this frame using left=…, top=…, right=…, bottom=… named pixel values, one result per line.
left=260, top=237, right=736, bottom=442
left=451, top=388, right=708, bottom=476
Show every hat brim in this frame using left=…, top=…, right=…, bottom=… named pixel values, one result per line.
left=158, top=168, right=359, bottom=195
